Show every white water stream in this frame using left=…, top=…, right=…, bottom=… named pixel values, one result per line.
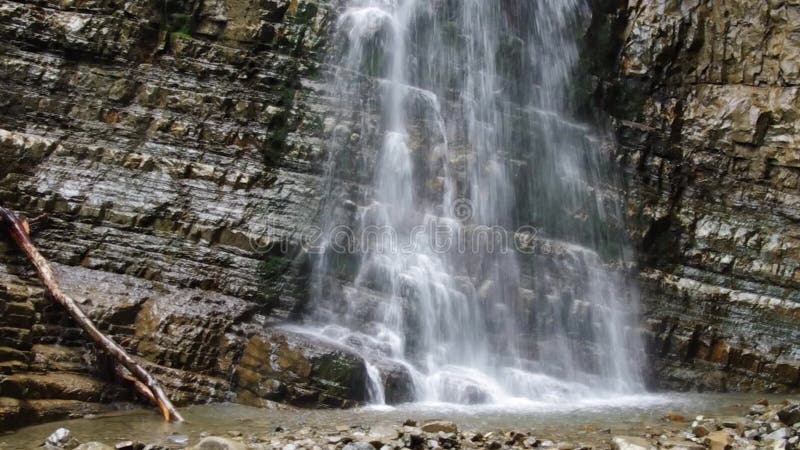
left=303, top=0, right=647, bottom=408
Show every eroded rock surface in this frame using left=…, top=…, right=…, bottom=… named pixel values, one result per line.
left=1, top=0, right=799, bottom=432
left=590, top=0, right=800, bottom=391
left=0, top=0, right=362, bottom=430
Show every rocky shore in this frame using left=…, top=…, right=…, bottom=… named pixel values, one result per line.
left=17, top=400, right=799, bottom=450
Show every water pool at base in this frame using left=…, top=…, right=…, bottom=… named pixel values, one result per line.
left=1, top=394, right=790, bottom=449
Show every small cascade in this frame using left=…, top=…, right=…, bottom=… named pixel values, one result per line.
left=301, top=0, right=646, bottom=407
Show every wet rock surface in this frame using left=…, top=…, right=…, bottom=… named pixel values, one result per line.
left=0, top=0, right=349, bottom=430
left=587, top=0, right=800, bottom=391
left=0, top=0, right=799, bottom=433
left=233, top=328, right=371, bottom=408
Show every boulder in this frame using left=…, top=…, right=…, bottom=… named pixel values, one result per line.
left=372, top=359, right=415, bottom=404
left=234, top=329, right=368, bottom=408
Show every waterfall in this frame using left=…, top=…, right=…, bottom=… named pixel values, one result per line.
left=301, top=0, right=646, bottom=406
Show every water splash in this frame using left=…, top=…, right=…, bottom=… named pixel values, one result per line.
left=304, top=0, right=645, bottom=407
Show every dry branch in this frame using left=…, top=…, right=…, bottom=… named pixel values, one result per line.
left=0, top=206, right=183, bottom=422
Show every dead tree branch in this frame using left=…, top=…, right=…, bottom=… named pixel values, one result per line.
left=0, top=206, right=183, bottom=422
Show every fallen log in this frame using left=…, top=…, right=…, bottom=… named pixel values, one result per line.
left=0, top=206, right=183, bottom=422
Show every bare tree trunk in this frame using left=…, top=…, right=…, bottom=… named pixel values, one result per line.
left=0, top=206, right=184, bottom=422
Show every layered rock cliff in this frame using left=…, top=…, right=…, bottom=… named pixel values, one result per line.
left=0, top=0, right=361, bottom=429
left=591, top=0, right=800, bottom=392
left=0, top=0, right=798, bottom=431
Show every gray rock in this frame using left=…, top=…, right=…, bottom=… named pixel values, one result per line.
left=74, top=444, right=114, bottom=450
left=607, top=0, right=800, bottom=393
left=765, top=428, right=790, bottom=442
left=167, top=435, right=189, bottom=445
left=45, top=428, right=72, bottom=447
left=658, top=440, right=704, bottom=450
left=190, top=436, right=247, bottom=450
left=611, top=436, right=655, bottom=450
left=342, top=442, right=376, bottom=450
left=779, top=404, right=800, bottom=426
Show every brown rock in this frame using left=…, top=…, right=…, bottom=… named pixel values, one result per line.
left=420, top=421, right=458, bottom=434
left=0, top=397, right=21, bottom=430
left=705, top=431, right=733, bottom=450
left=692, top=424, right=712, bottom=437
left=664, top=412, right=687, bottom=422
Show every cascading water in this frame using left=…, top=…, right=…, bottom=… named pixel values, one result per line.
left=299, top=0, right=647, bottom=407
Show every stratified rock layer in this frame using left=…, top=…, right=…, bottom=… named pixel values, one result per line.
left=0, top=0, right=371, bottom=430
left=593, top=0, right=800, bottom=391
left=0, top=0, right=799, bottom=431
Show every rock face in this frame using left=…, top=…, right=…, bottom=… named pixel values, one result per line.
left=233, top=329, right=368, bottom=408
left=588, top=0, right=800, bottom=391
left=1, top=0, right=799, bottom=431
left=0, top=0, right=375, bottom=430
